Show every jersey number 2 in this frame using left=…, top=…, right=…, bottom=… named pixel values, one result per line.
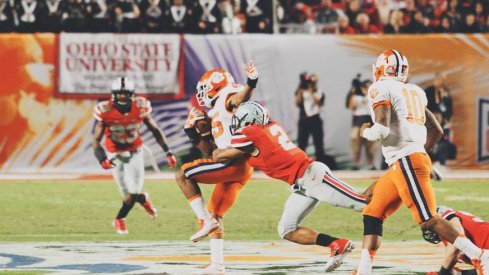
left=269, top=125, right=295, bottom=151
left=402, top=89, right=425, bottom=125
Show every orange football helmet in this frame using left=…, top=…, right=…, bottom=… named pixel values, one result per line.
left=372, top=50, right=409, bottom=83
left=196, top=69, right=235, bottom=108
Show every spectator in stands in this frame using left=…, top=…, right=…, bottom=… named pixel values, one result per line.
left=407, top=10, right=433, bottom=33
left=461, top=13, right=481, bottom=32
left=384, top=9, right=407, bottom=33
left=315, top=0, right=339, bottom=33
left=241, top=0, right=273, bottom=33
left=140, top=0, right=168, bottom=33
left=62, top=0, right=88, bottom=32
left=16, top=0, right=46, bottom=33
left=347, top=78, right=378, bottom=170
left=400, top=0, right=418, bottom=27
left=376, top=0, right=393, bottom=26
left=86, top=0, right=112, bottom=33
left=362, top=0, right=381, bottom=29
left=417, top=0, right=435, bottom=20
left=483, top=14, right=489, bottom=32
left=42, top=0, right=67, bottom=33
left=338, top=14, right=356, bottom=33
left=0, top=0, right=15, bottom=32
left=219, top=0, right=243, bottom=34
left=474, top=2, right=486, bottom=29
left=167, top=0, right=195, bottom=33
left=114, top=0, right=140, bottom=33
left=345, top=0, right=361, bottom=28
left=354, top=12, right=381, bottom=33
left=295, top=72, right=326, bottom=162
left=443, top=0, right=462, bottom=32
left=436, top=15, right=454, bottom=32
left=194, top=0, right=222, bottom=33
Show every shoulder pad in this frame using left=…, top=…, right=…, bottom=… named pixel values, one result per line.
left=96, top=100, right=111, bottom=113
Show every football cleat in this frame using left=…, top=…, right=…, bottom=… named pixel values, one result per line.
left=112, top=218, right=128, bottom=235
left=194, top=262, right=225, bottom=275
left=190, top=218, right=220, bottom=242
left=142, top=193, right=157, bottom=219
left=473, top=250, right=489, bottom=275
left=325, top=238, right=355, bottom=272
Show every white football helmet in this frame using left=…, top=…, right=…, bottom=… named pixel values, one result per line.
left=231, top=101, right=270, bottom=133
left=196, top=69, right=235, bottom=108
left=111, top=76, right=135, bottom=106
left=372, top=50, right=409, bottom=83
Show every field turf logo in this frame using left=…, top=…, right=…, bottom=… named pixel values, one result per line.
left=478, top=98, right=489, bottom=162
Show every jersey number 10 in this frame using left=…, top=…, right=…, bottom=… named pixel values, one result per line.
left=402, top=89, right=425, bottom=125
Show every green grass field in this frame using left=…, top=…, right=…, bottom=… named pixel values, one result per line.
left=0, top=179, right=487, bottom=242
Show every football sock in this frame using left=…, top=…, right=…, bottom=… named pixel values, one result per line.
left=357, top=249, right=375, bottom=274
left=134, top=194, right=147, bottom=205
left=188, top=195, right=211, bottom=220
left=316, top=233, right=337, bottom=247
left=210, top=238, right=224, bottom=266
left=453, top=236, right=482, bottom=260
left=116, top=200, right=136, bottom=219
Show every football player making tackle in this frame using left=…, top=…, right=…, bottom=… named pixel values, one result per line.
left=175, top=61, right=258, bottom=274
left=424, top=206, right=489, bottom=275
left=93, top=76, right=177, bottom=235
left=353, top=50, right=489, bottom=274
left=212, top=101, right=367, bottom=272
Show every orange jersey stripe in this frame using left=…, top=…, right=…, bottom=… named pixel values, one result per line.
left=372, top=100, right=392, bottom=110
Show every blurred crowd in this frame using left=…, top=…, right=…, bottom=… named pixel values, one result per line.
left=284, top=0, right=489, bottom=33
left=1, top=0, right=489, bottom=34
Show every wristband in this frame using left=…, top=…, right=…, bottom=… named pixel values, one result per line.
left=94, top=147, right=107, bottom=163
left=362, top=123, right=390, bottom=141
left=247, top=77, right=258, bottom=88
left=166, top=151, right=174, bottom=157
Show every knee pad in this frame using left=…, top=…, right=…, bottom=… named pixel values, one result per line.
left=364, top=215, right=383, bottom=236
left=277, top=219, right=298, bottom=239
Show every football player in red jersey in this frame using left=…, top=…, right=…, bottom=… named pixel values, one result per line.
left=212, top=101, right=367, bottom=272
left=92, top=76, right=177, bottom=235
left=424, top=205, right=489, bottom=275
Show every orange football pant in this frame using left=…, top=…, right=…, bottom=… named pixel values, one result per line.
left=181, top=156, right=253, bottom=217
left=363, top=152, right=436, bottom=224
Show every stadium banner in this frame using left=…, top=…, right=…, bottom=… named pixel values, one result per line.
left=57, top=33, right=184, bottom=99
left=478, top=98, right=489, bottom=163
left=1, top=33, right=489, bottom=172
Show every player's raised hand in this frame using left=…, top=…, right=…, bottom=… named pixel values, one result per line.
left=167, top=152, right=177, bottom=168
left=184, top=107, right=206, bottom=129
left=243, top=60, right=258, bottom=80
left=100, top=158, right=115, bottom=169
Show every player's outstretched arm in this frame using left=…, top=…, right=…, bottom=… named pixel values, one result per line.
left=144, top=115, right=177, bottom=168
left=212, top=147, right=246, bottom=163
left=361, top=105, right=391, bottom=141
left=93, top=121, right=114, bottom=169
left=227, top=60, right=258, bottom=111
left=424, top=109, right=443, bottom=152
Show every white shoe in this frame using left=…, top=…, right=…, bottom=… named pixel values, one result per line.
left=190, top=218, right=220, bottom=242
left=194, top=262, right=225, bottom=275
left=325, top=238, right=355, bottom=272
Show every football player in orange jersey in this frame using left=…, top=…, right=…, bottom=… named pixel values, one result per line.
left=212, top=101, right=367, bottom=272
left=354, top=50, right=489, bottom=274
left=175, top=61, right=258, bottom=274
left=424, top=206, right=489, bottom=275
left=92, top=76, right=177, bottom=235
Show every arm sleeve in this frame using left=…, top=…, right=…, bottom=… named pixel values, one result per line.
left=368, top=86, right=392, bottom=110
left=93, top=103, right=104, bottom=121
left=139, top=98, right=152, bottom=118
left=231, top=133, right=255, bottom=153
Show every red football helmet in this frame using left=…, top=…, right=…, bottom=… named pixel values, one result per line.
left=196, top=69, right=235, bottom=108
left=372, top=50, right=409, bottom=83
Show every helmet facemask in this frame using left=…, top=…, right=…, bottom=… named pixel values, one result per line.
left=111, top=77, right=135, bottom=113
left=196, top=69, right=235, bottom=108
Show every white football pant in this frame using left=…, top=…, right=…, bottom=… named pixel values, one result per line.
left=278, top=161, right=366, bottom=238
left=108, top=148, right=144, bottom=196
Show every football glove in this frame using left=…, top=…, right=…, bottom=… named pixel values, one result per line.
left=100, top=158, right=115, bottom=169
left=167, top=152, right=177, bottom=168
left=184, top=107, right=206, bottom=129
left=243, top=60, right=258, bottom=80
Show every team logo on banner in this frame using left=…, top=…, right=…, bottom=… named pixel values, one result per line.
left=478, top=98, right=489, bottom=162
left=57, top=33, right=183, bottom=98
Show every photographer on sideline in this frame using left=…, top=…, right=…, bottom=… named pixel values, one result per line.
left=295, top=72, right=326, bottom=161
left=346, top=75, right=378, bottom=170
